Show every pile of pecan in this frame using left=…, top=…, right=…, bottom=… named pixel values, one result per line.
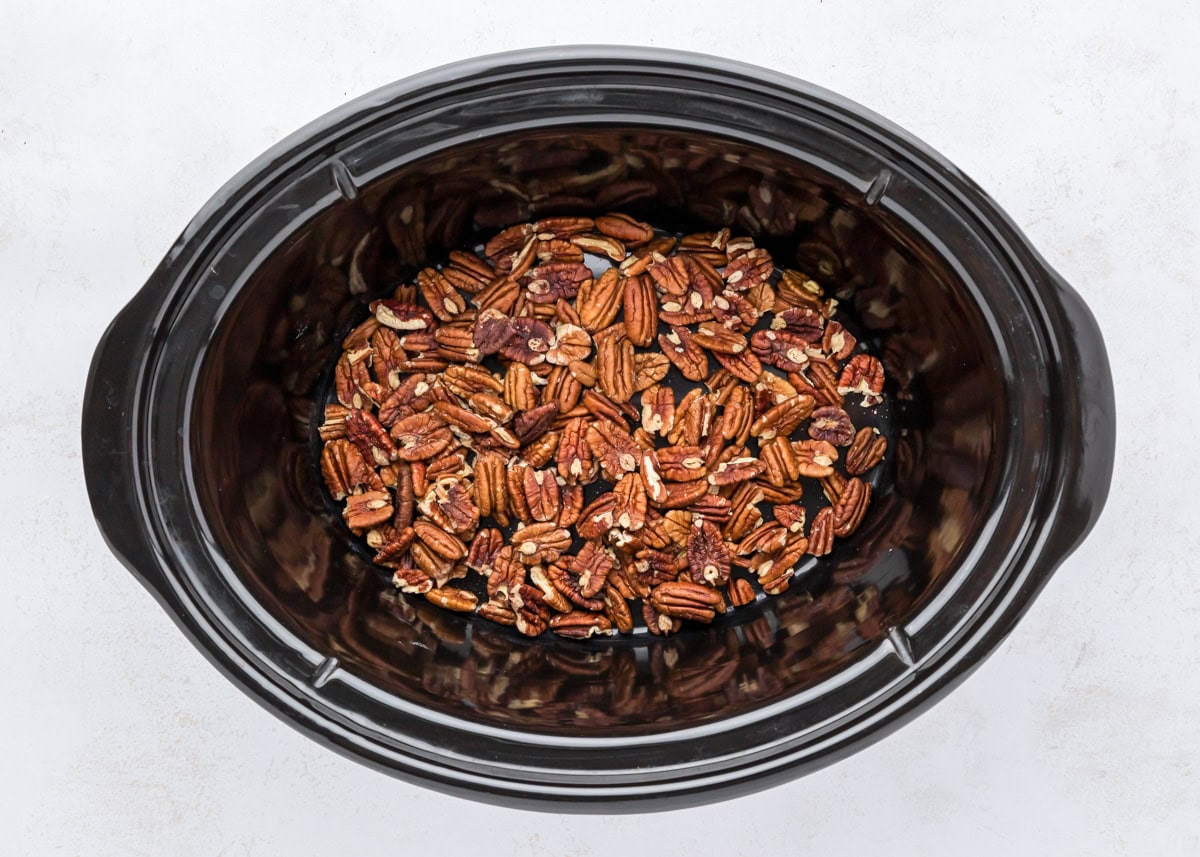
left=319, top=213, right=887, bottom=639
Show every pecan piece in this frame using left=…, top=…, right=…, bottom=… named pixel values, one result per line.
left=837, top=354, right=886, bottom=406
left=808, top=406, right=855, bottom=446
left=391, top=566, right=435, bottom=595
left=771, top=306, right=825, bottom=342
left=845, top=427, right=887, bottom=475
left=723, top=247, right=773, bottom=290
left=513, top=402, right=560, bottom=445
left=643, top=600, right=682, bottom=636
left=545, top=323, right=592, bottom=366
left=320, top=439, right=380, bottom=499
left=473, top=451, right=509, bottom=526
left=822, top=320, right=856, bottom=360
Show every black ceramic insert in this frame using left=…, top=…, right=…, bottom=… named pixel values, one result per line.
left=83, top=47, right=1115, bottom=811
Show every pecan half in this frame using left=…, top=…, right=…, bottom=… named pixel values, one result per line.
left=809, top=406, right=856, bottom=446
left=687, top=520, right=732, bottom=586
left=845, top=427, right=887, bottom=475
left=650, top=581, right=724, bottom=623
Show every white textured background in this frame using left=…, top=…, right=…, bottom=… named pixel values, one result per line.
left=2, top=1, right=1198, bottom=854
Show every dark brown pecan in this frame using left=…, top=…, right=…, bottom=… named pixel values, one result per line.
left=465, top=527, right=504, bottom=575
left=499, top=316, right=554, bottom=365
left=687, top=520, right=731, bottom=586
left=809, top=406, right=855, bottom=446
left=472, top=307, right=516, bottom=355
left=522, top=262, right=591, bottom=304
left=513, top=402, right=560, bottom=445
left=846, top=427, right=887, bottom=475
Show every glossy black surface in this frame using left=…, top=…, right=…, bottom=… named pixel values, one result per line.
left=83, top=47, right=1115, bottom=810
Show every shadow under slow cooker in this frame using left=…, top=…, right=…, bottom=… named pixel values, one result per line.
left=192, top=126, right=1003, bottom=736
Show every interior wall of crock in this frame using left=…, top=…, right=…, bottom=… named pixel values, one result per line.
left=190, top=125, right=1006, bottom=735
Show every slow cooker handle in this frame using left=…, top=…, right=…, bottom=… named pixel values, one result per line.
left=82, top=286, right=179, bottom=608
left=1044, top=270, right=1116, bottom=566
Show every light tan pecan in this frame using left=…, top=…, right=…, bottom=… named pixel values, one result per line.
left=632, top=352, right=670, bottom=392
left=791, top=439, right=839, bottom=477
left=846, top=427, right=887, bottom=475
left=537, top=325, right=588, bottom=370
